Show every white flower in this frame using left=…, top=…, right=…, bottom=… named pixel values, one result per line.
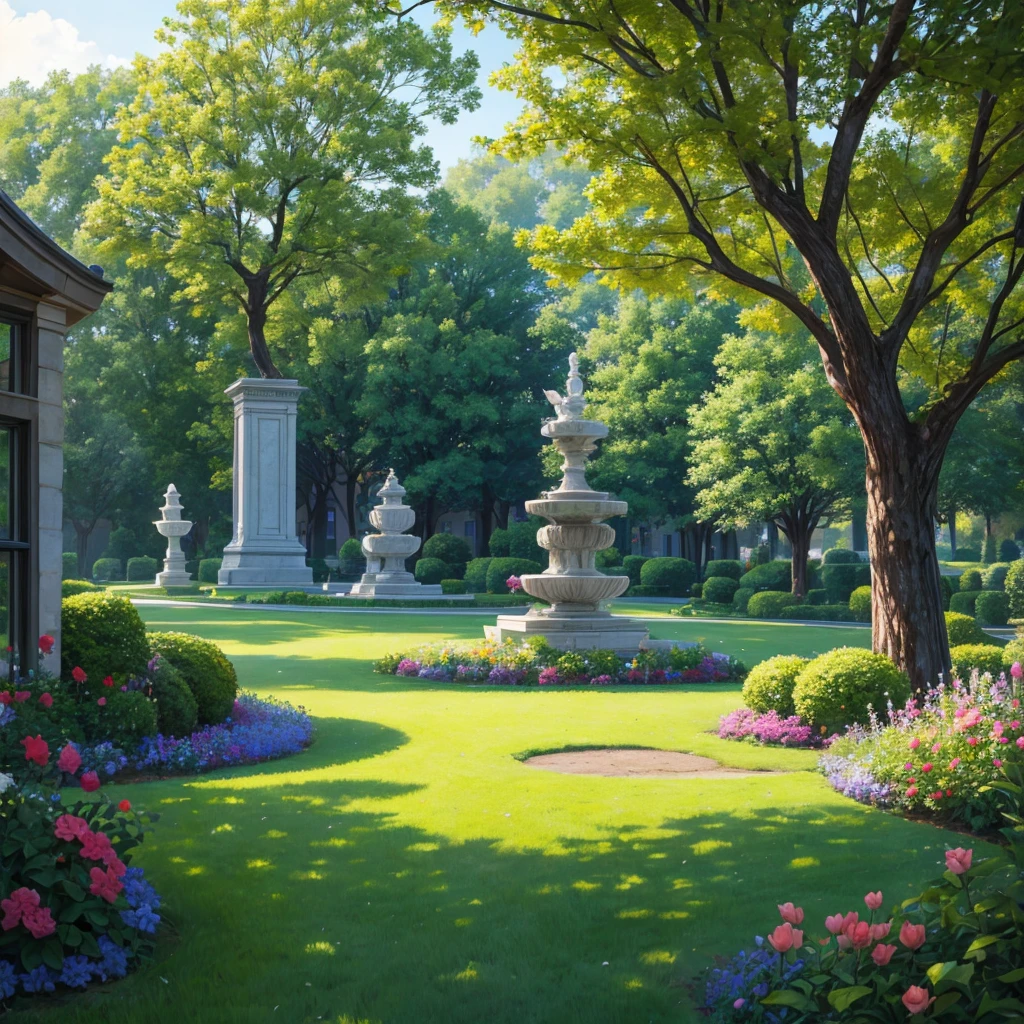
left=0, top=773, right=15, bottom=794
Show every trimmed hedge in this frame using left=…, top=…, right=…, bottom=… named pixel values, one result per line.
left=61, top=552, right=78, bottom=579
left=949, top=590, right=982, bottom=617
left=949, top=643, right=1006, bottom=680
left=954, top=546, right=981, bottom=562
left=793, top=648, right=910, bottom=732
left=1006, top=560, right=1024, bottom=618
left=622, top=555, right=649, bottom=587
left=821, top=562, right=871, bottom=604
left=639, top=557, right=696, bottom=596
left=127, top=555, right=159, bottom=582
left=806, top=589, right=829, bottom=606
left=822, top=548, right=861, bottom=564
left=440, top=579, right=466, bottom=595
left=702, top=576, right=740, bottom=604
left=849, top=585, right=872, bottom=622
left=148, top=656, right=198, bottom=737
left=91, top=557, right=124, bottom=581
left=148, top=631, right=238, bottom=725
left=739, top=560, right=791, bottom=593
left=982, top=563, right=1010, bottom=591
left=414, top=558, right=450, bottom=586
left=998, top=539, right=1020, bottom=562
left=61, top=592, right=149, bottom=681
left=778, top=604, right=857, bottom=622
left=944, top=611, right=989, bottom=646
left=464, top=557, right=492, bottom=593
left=199, top=558, right=222, bottom=583
left=975, top=590, right=1009, bottom=626
left=423, top=533, right=472, bottom=575
left=747, top=591, right=800, bottom=618
left=732, top=588, right=755, bottom=613
left=61, top=579, right=100, bottom=598
left=628, top=585, right=669, bottom=598
left=742, top=654, right=808, bottom=717
left=959, top=568, right=983, bottom=591
left=705, top=559, right=744, bottom=581
left=485, top=558, right=543, bottom=595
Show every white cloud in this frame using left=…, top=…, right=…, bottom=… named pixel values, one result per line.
left=0, top=2, right=128, bottom=87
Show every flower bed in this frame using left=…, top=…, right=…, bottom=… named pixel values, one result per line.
left=716, top=708, right=823, bottom=748
left=374, top=637, right=746, bottom=686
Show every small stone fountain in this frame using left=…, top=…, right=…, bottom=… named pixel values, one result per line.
left=154, top=484, right=193, bottom=587
left=485, top=354, right=648, bottom=651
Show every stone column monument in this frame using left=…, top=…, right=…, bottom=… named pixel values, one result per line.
left=154, top=484, right=193, bottom=587
left=485, top=353, right=648, bottom=651
left=218, top=378, right=313, bottom=586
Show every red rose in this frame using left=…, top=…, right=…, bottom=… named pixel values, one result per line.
left=57, top=745, right=82, bottom=774
left=80, top=771, right=100, bottom=793
left=38, top=692, right=53, bottom=708
left=37, top=635, right=54, bottom=655
left=13, top=691, right=30, bottom=703
left=102, top=676, right=114, bottom=688
left=20, top=735, right=49, bottom=767
left=71, top=666, right=87, bottom=683
left=0, top=692, right=9, bottom=705
left=118, top=799, right=131, bottom=812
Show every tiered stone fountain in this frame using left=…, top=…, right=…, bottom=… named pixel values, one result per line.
left=485, top=354, right=648, bottom=651
left=154, top=484, right=193, bottom=587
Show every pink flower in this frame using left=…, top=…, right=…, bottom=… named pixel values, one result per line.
left=102, top=675, right=114, bottom=688
left=733, top=998, right=746, bottom=1009
left=88, top=866, right=124, bottom=904
left=993, top=758, right=1003, bottom=768
left=906, top=786, right=918, bottom=798
left=899, top=921, right=926, bottom=950
left=966, top=736, right=978, bottom=746
left=22, top=905, right=56, bottom=938
left=921, top=762, right=932, bottom=773
left=844, top=920, right=872, bottom=950
left=870, top=921, right=892, bottom=941
left=57, top=744, right=81, bottom=774
left=871, top=943, right=896, bottom=966
left=71, top=666, right=87, bottom=683
left=767, top=922, right=802, bottom=953
left=949, top=757, right=960, bottom=769
left=1, top=887, right=40, bottom=931
left=908, top=737, right=920, bottom=750
left=0, top=691, right=9, bottom=704
left=1012, top=721, right=1020, bottom=730
left=930, top=742, right=941, bottom=753
left=904, top=762, right=914, bottom=771
left=901, top=985, right=934, bottom=1015
left=778, top=903, right=804, bottom=925
left=864, top=891, right=883, bottom=911
left=824, top=913, right=845, bottom=935
left=13, top=690, right=30, bottom=703
left=79, top=829, right=112, bottom=861
left=538, top=666, right=560, bottom=686
left=945, top=848, right=972, bottom=875
left=506, top=575, right=522, bottom=593
left=80, top=770, right=101, bottom=792
left=20, top=735, right=49, bottom=767
left=38, top=692, right=53, bottom=708
left=1017, top=736, right=1024, bottom=749
left=37, top=634, right=54, bottom=654
left=53, top=815, right=89, bottom=842
left=97, top=697, right=107, bottom=706
left=1012, top=662, right=1023, bottom=680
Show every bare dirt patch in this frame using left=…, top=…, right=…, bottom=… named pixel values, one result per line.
left=522, top=747, right=784, bottom=778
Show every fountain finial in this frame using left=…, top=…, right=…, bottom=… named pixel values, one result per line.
left=543, top=352, right=588, bottom=422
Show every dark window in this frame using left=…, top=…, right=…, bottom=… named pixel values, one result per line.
left=0, top=423, right=29, bottom=663
left=0, top=319, right=26, bottom=395
left=326, top=509, right=336, bottom=541
left=663, top=534, right=672, bottom=556
left=463, top=520, right=476, bottom=555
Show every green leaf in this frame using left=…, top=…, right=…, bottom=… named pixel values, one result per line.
left=932, top=991, right=961, bottom=1015
left=827, top=986, right=872, bottom=1012
left=965, top=934, right=1000, bottom=955
left=997, top=968, right=1024, bottom=983
left=62, top=879, right=86, bottom=901
left=760, top=990, right=815, bottom=1010
left=41, top=937, right=64, bottom=971
left=79, top=931, right=101, bottom=958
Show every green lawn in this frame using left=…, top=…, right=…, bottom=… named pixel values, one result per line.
left=19, top=609, right=957, bottom=1024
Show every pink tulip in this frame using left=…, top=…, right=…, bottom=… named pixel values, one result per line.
left=864, top=891, right=883, bottom=910
left=872, top=943, right=896, bottom=966
left=870, top=921, right=892, bottom=941
left=945, top=848, right=972, bottom=875
left=778, top=902, right=804, bottom=925
left=824, top=913, right=845, bottom=935
left=768, top=922, right=802, bottom=953
left=901, top=985, right=935, bottom=1014
left=899, top=921, right=926, bottom=950
left=844, top=920, right=872, bottom=950
left=1012, top=661, right=1023, bottom=679
left=908, top=737, right=920, bottom=750
left=733, top=998, right=746, bottom=1009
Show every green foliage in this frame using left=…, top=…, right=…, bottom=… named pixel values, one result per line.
left=595, top=547, right=622, bottom=568
left=339, top=538, right=363, bottom=561
left=944, top=611, right=989, bottom=647
left=76, top=688, right=159, bottom=750
left=778, top=604, right=856, bottom=622
left=148, top=632, right=238, bottom=726
left=464, top=558, right=492, bottom=594
left=948, top=644, right=1006, bottom=681
left=746, top=591, right=800, bottom=619
left=701, top=576, right=740, bottom=605
left=753, top=545, right=771, bottom=565
left=975, top=590, right=1010, bottom=627
left=485, top=558, right=543, bottom=595
left=61, top=552, right=78, bottom=579
left=940, top=575, right=953, bottom=610
left=307, top=558, right=330, bottom=583
left=148, top=655, right=198, bottom=738
left=999, top=538, right=1020, bottom=561
left=91, top=557, right=123, bottom=581
left=982, top=563, right=1010, bottom=591
left=423, top=533, right=472, bottom=572
left=955, top=546, right=981, bottom=563
left=440, top=579, right=467, bottom=595
left=1002, top=638, right=1024, bottom=668
left=732, top=588, right=755, bottom=613
left=960, top=568, right=983, bottom=591
left=949, top=590, right=982, bottom=616
left=61, top=579, right=100, bottom=598
left=61, top=592, right=149, bottom=681
left=821, top=563, right=871, bottom=604
left=621, top=555, right=649, bottom=587
left=627, top=585, right=669, bottom=598
left=983, top=533, right=997, bottom=564
left=198, top=558, right=222, bottom=584
left=739, top=560, right=791, bottom=593
left=822, top=548, right=861, bottom=564
left=848, top=585, right=872, bottom=623
left=741, top=655, right=808, bottom=717
left=639, top=557, right=696, bottom=596
left=337, top=539, right=365, bottom=576
left=793, top=649, right=909, bottom=732
left=1006, top=560, right=1024, bottom=618
left=806, top=589, right=829, bottom=606
left=414, top=559, right=450, bottom=586
left=126, top=556, right=158, bottom=582
left=704, top=559, right=743, bottom=581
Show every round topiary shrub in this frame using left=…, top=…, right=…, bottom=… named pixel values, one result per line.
left=960, top=568, right=983, bottom=591
left=61, top=552, right=78, bottom=579
left=148, top=632, right=238, bottom=725
left=822, top=548, right=861, bottom=564
left=198, top=558, right=222, bottom=583
left=338, top=538, right=365, bottom=576
left=944, top=611, right=989, bottom=646
left=998, top=538, right=1020, bottom=562
left=948, top=644, right=1006, bottom=681
left=690, top=582, right=704, bottom=598
left=806, top=589, right=829, bottom=606
left=1006, top=560, right=1024, bottom=618
left=61, top=579, right=100, bottom=598
left=440, top=579, right=466, bottom=595
left=793, top=648, right=910, bottom=732
left=75, top=689, right=159, bottom=749
left=742, top=655, right=809, bottom=717
left=705, top=559, right=743, bottom=581
left=702, top=576, right=739, bottom=604
left=746, top=591, right=800, bottom=618
left=90, top=557, right=124, bottom=581
left=622, top=555, right=649, bottom=586
left=463, top=557, right=492, bottom=593
left=975, top=590, right=1009, bottom=626
left=126, top=555, right=159, bottom=582
left=739, top=560, right=792, bottom=593
left=732, top=588, right=755, bottom=613
left=640, top=557, right=696, bottom=596
left=982, top=563, right=1010, bottom=591
left=61, top=592, right=150, bottom=681
left=848, top=585, right=872, bottom=623
left=414, top=558, right=449, bottom=586
left=422, top=533, right=472, bottom=575
left=485, top=558, right=543, bottom=594
left=955, top=546, right=981, bottom=563
left=949, top=590, right=982, bottom=616
left=148, top=655, right=198, bottom=737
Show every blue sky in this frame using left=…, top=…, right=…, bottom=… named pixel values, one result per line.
left=0, top=0, right=523, bottom=173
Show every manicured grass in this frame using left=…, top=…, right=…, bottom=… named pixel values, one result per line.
left=20, top=608, right=959, bottom=1024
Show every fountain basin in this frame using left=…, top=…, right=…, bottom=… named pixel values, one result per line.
left=521, top=572, right=628, bottom=609
left=155, top=520, right=192, bottom=537
left=526, top=499, right=627, bottom=522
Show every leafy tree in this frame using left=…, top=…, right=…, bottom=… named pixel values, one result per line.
left=426, top=0, right=1024, bottom=689
left=90, top=0, right=481, bottom=379
left=688, top=329, right=864, bottom=597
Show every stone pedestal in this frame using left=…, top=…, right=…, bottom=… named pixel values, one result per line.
left=218, top=378, right=313, bottom=586
left=155, top=484, right=193, bottom=587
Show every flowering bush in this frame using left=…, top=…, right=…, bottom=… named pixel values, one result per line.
left=705, top=760, right=1024, bottom=1021
left=821, top=667, right=1024, bottom=832
left=717, top=708, right=822, bottom=748
left=373, top=636, right=746, bottom=686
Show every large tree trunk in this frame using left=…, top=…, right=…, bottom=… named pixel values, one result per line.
left=246, top=278, right=283, bottom=379
left=73, top=521, right=95, bottom=578
left=784, top=523, right=812, bottom=599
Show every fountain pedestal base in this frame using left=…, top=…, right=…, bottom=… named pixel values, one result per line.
left=486, top=609, right=648, bottom=653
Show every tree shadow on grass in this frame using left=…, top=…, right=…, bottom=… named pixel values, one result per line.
left=43, top=774, right=975, bottom=1024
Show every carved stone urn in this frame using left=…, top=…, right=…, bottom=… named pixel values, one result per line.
left=154, top=484, right=193, bottom=588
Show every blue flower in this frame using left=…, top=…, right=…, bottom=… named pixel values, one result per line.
left=121, top=904, right=161, bottom=933
left=20, top=965, right=56, bottom=993
left=59, top=955, right=94, bottom=988
left=0, top=960, right=17, bottom=998
left=93, top=936, right=129, bottom=981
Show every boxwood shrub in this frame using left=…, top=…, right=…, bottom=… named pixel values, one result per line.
left=61, top=552, right=78, bottom=579
left=959, top=568, right=983, bottom=591
left=747, top=591, right=800, bottom=618
left=440, top=579, right=466, bottom=595
left=822, top=548, right=861, bottom=564
left=944, top=611, right=989, bottom=646
left=61, top=579, right=100, bottom=598
left=806, top=588, right=829, bottom=606
left=739, top=560, right=791, bottom=593
left=640, top=557, right=696, bottom=596
left=949, top=590, right=982, bottom=616
left=61, top=592, right=149, bottom=681
left=1006, top=559, right=1024, bottom=618
left=779, top=603, right=856, bottom=622
left=485, top=557, right=543, bottom=595
left=148, top=655, right=198, bottom=737
left=704, top=559, right=743, bottom=581
left=464, top=557, right=492, bottom=593
left=982, top=563, right=1010, bottom=591
left=741, top=654, right=808, bottom=717
left=414, top=557, right=450, bottom=586
left=793, top=648, right=910, bottom=732
left=848, top=585, right=872, bottom=622
left=423, top=533, right=472, bottom=576
left=948, top=643, right=1006, bottom=681
left=732, top=588, right=755, bottom=613
left=998, top=538, right=1020, bottom=561
left=127, top=555, right=159, bottom=582
left=91, top=557, right=124, bottom=581
left=595, top=547, right=623, bottom=568
left=702, top=575, right=740, bottom=604
left=198, top=557, right=222, bottom=583
left=627, top=585, right=669, bottom=598
left=622, top=555, right=649, bottom=586
left=954, top=546, right=981, bottom=562
left=974, top=590, right=1009, bottom=626
left=821, top=563, right=871, bottom=604
left=148, top=631, right=238, bottom=725
left=74, top=689, right=159, bottom=749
